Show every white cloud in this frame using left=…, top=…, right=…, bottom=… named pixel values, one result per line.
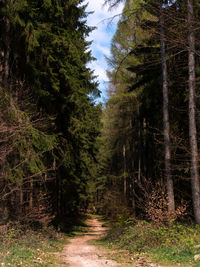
left=96, top=43, right=110, bottom=57
left=85, top=0, right=123, bottom=102
left=90, top=61, right=107, bottom=81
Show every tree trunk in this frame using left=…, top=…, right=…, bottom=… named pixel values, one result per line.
left=187, top=0, right=200, bottom=225
left=29, top=178, right=33, bottom=209
left=160, top=3, right=175, bottom=211
left=137, top=103, right=142, bottom=185
left=20, top=185, right=23, bottom=214
left=3, top=16, right=10, bottom=86
left=129, top=119, right=136, bottom=215
left=123, top=144, right=127, bottom=201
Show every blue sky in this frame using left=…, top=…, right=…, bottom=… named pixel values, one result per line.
left=85, top=0, right=123, bottom=102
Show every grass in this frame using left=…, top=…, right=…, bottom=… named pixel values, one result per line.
left=0, top=225, right=67, bottom=266
left=6, top=214, right=200, bottom=266
left=95, top=218, right=200, bottom=266
left=0, top=214, right=90, bottom=267
left=92, top=238, right=135, bottom=266
left=149, top=247, right=196, bottom=266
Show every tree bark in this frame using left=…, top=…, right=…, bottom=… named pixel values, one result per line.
left=123, top=144, right=127, bottom=201
left=137, top=103, right=142, bottom=185
left=29, top=178, right=33, bottom=209
left=3, top=16, right=10, bottom=86
left=20, top=185, right=23, bottom=214
left=160, top=3, right=175, bottom=211
left=187, top=0, right=200, bottom=225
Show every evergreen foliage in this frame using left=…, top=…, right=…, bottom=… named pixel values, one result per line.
left=0, top=0, right=101, bottom=224
left=95, top=0, right=200, bottom=222
left=2, top=0, right=200, bottom=230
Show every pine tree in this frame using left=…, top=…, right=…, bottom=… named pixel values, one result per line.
left=187, top=0, right=200, bottom=225
left=0, top=0, right=101, bottom=222
left=99, top=0, right=200, bottom=222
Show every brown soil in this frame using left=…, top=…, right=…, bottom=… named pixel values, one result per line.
left=58, top=218, right=119, bottom=267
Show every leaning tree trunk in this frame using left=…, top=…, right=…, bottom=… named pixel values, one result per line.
left=187, top=0, right=200, bottom=225
left=160, top=3, right=175, bottom=211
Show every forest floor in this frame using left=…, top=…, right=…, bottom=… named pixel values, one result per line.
left=57, top=216, right=200, bottom=267
left=58, top=218, right=119, bottom=266
left=57, top=217, right=167, bottom=267
left=0, top=217, right=198, bottom=266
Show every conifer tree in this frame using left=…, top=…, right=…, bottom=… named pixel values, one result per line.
left=99, top=0, right=200, bottom=222
left=159, top=1, right=175, bottom=211
left=0, top=0, right=101, bottom=222
left=187, top=0, right=200, bottom=224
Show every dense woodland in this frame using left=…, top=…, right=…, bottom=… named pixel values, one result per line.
left=95, top=0, right=200, bottom=225
left=1, top=0, right=200, bottom=229
left=0, top=0, right=101, bottom=226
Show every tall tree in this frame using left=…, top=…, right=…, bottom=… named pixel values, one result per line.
left=1, top=0, right=13, bottom=86
left=0, top=0, right=101, bottom=223
left=187, top=0, right=200, bottom=224
left=104, top=0, right=175, bottom=211
left=159, top=2, right=175, bottom=211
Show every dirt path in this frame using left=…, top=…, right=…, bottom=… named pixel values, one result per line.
left=58, top=218, right=118, bottom=267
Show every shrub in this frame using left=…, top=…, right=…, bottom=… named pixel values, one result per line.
left=106, top=219, right=200, bottom=253
left=139, top=181, right=187, bottom=224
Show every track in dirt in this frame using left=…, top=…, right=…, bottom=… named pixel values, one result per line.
left=58, top=218, right=118, bottom=267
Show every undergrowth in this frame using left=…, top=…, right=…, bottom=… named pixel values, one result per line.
left=100, top=218, right=200, bottom=266
left=0, top=225, right=66, bottom=266
left=0, top=214, right=89, bottom=266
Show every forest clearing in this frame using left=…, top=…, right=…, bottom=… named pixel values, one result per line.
left=2, top=0, right=200, bottom=266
